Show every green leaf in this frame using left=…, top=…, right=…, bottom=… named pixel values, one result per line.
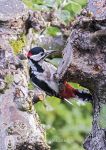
left=63, top=1, right=82, bottom=16
left=32, top=0, right=44, bottom=5
left=33, top=4, right=49, bottom=11
left=72, top=0, right=87, bottom=7
left=44, top=0, right=56, bottom=8
left=56, top=0, right=61, bottom=7
left=22, top=0, right=33, bottom=9
left=46, top=96, right=61, bottom=107
left=46, top=26, right=61, bottom=37
left=56, top=9, right=71, bottom=23
left=69, top=82, right=80, bottom=89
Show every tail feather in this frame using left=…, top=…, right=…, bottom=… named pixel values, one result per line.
left=60, top=82, right=76, bottom=99
left=75, top=89, right=92, bottom=101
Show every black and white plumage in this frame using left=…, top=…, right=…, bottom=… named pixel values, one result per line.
left=27, top=47, right=92, bottom=103
left=27, top=47, right=59, bottom=97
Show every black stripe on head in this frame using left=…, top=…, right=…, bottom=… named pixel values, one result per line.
left=30, top=71, right=58, bottom=97
left=30, top=47, right=44, bottom=55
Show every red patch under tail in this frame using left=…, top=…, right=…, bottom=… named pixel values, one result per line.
left=60, top=81, right=92, bottom=101
left=60, top=82, right=77, bottom=99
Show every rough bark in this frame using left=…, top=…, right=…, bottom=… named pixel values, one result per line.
left=1, top=0, right=106, bottom=150
left=58, top=0, right=106, bottom=149
left=0, top=0, right=50, bottom=149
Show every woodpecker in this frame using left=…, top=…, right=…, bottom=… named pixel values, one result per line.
left=27, top=47, right=92, bottom=104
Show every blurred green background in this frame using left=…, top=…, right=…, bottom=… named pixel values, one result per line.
left=23, top=0, right=87, bottom=27
left=23, top=0, right=92, bottom=150
left=35, top=97, right=92, bottom=150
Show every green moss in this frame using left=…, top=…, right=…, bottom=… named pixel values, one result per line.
left=10, top=34, right=27, bottom=55
left=28, top=81, right=35, bottom=90
left=22, top=0, right=34, bottom=9
left=46, top=26, right=61, bottom=37
left=4, top=74, right=14, bottom=86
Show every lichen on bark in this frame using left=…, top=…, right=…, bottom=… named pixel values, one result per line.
left=0, top=0, right=50, bottom=149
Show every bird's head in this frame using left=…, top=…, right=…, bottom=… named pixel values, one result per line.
left=27, top=47, right=56, bottom=62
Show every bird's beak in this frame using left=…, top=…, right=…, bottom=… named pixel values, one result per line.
left=45, top=50, right=57, bottom=57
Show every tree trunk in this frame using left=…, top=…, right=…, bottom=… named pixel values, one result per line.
left=0, top=0, right=49, bottom=149
left=58, top=0, right=106, bottom=149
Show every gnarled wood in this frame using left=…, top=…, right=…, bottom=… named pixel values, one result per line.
left=57, top=1, right=106, bottom=149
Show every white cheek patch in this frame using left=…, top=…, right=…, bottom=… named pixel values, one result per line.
left=30, top=53, right=43, bottom=61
